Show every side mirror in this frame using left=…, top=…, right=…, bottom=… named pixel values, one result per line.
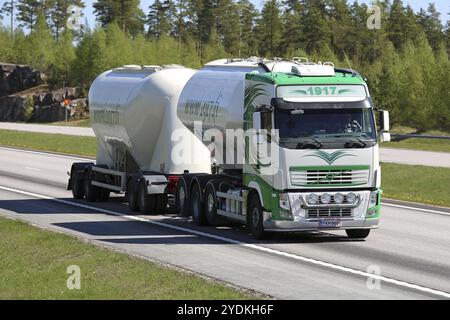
left=379, top=110, right=390, bottom=132
left=380, top=132, right=391, bottom=143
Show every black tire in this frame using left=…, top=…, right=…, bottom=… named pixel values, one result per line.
left=248, top=194, right=267, bottom=240
left=190, top=183, right=207, bottom=226
left=126, top=179, right=139, bottom=212
left=156, top=194, right=168, bottom=214
left=175, top=178, right=189, bottom=216
left=204, top=184, right=223, bottom=226
left=98, top=188, right=110, bottom=202
left=138, top=181, right=156, bottom=214
left=83, top=169, right=99, bottom=202
left=346, top=229, right=371, bottom=239
left=71, top=172, right=84, bottom=199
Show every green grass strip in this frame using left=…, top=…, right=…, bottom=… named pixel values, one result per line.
left=381, top=163, right=450, bottom=207
left=0, top=217, right=251, bottom=299
left=384, top=138, right=450, bottom=153
left=0, top=129, right=97, bottom=157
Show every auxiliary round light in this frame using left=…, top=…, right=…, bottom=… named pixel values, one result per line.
left=334, top=193, right=344, bottom=204
left=346, top=192, right=357, bottom=204
left=320, top=193, right=331, bottom=204
left=306, top=193, right=319, bottom=205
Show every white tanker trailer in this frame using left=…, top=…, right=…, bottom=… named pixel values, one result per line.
left=68, top=58, right=391, bottom=239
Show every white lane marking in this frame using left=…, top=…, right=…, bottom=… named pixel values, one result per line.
left=25, top=166, right=41, bottom=172
left=0, top=146, right=92, bottom=162
left=0, top=185, right=449, bottom=299
left=3, top=145, right=450, bottom=217
left=382, top=202, right=450, bottom=217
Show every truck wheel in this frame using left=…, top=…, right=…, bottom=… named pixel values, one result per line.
left=126, top=179, right=139, bottom=212
left=84, top=169, right=99, bottom=202
left=204, top=184, right=222, bottom=226
left=156, top=194, right=168, bottom=214
left=346, top=229, right=370, bottom=239
left=175, top=178, right=189, bottom=216
left=138, top=182, right=156, bottom=214
left=71, top=172, right=84, bottom=199
left=190, top=183, right=207, bottom=226
left=248, top=194, right=267, bottom=240
left=98, top=189, right=110, bottom=202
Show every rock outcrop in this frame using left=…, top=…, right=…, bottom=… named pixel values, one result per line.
left=0, top=62, right=46, bottom=97
left=0, top=85, right=86, bottom=122
left=0, top=63, right=87, bottom=122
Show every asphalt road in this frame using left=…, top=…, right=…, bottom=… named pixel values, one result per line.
left=1, top=122, right=450, bottom=167
left=0, top=146, right=449, bottom=299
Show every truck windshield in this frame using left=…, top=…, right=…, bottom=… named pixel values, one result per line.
left=274, top=107, right=377, bottom=149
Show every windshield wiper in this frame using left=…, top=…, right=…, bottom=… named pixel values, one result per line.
left=344, top=135, right=366, bottom=148
left=295, top=136, right=323, bottom=149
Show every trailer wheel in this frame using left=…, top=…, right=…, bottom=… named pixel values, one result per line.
left=71, top=171, right=84, bottom=199
left=138, top=182, right=156, bottom=214
left=156, top=195, right=168, bottom=214
left=84, top=169, right=99, bottom=202
left=248, top=194, right=267, bottom=240
left=175, top=178, right=189, bottom=216
left=190, top=183, right=207, bottom=226
left=346, top=229, right=370, bottom=239
left=126, top=179, right=139, bottom=212
left=204, top=184, right=222, bottom=226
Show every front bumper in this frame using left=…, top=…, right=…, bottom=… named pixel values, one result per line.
left=263, top=190, right=380, bottom=232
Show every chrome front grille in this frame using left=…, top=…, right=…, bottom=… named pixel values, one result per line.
left=306, top=208, right=352, bottom=218
left=290, top=167, right=369, bottom=186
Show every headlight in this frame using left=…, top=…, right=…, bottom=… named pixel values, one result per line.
left=346, top=192, right=357, bottom=204
left=305, top=193, right=318, bottom=205
left=334, top=193, right=344, bottom=204
left=369, top=191, right=379, bottom=208
left=320, top=193, right=331, bottom=204
left=279, top=193, right=290, bottom=210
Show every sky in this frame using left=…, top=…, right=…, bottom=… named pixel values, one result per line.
left=0, top=0, right=449, bottom=30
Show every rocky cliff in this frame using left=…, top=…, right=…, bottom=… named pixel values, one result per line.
left=0, top=62, right=46, bottom=97
left=0, top=63, right=87, bottom=122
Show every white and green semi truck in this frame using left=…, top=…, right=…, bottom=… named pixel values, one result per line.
left=68, top=58, right=391, bottom=239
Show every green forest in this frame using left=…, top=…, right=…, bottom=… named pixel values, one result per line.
left=0, top=0, right=449, bottom=131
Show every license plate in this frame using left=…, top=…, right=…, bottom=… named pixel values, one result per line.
left=318, top=218, right=341, bottom=228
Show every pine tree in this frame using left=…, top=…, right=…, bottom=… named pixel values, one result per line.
left=51, top=28, right=75, bottom=86
left=0, top=25, right=15, bottom=60
left=16, top=0, right=39, bottom=32
left=386, top=0, right=407, bottom=50
left=26, top=12, right=55, bottom=71
left=172, top=0, right=190, bottom=43
left=147, top=0, right=174, bottom=39
left=203, top=26, right=227, bottom=62
left=256, top=0, right=282, bottom=57
left=416, top=4, right=445, bottom=51
left=236, top=0, right=258, bottom=56
left=213, top=0, right=240, bottom=55
left=301, top=0, right=331, bottom=54
left=0, top=0, right=16, bottom=39
left=281, top=0, right=303, bottom=56
left=327, top=0, right=353, bottom=60
left=93, top=0, right=145, bottom=35
left=72, top=27, right=108, bottom=87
